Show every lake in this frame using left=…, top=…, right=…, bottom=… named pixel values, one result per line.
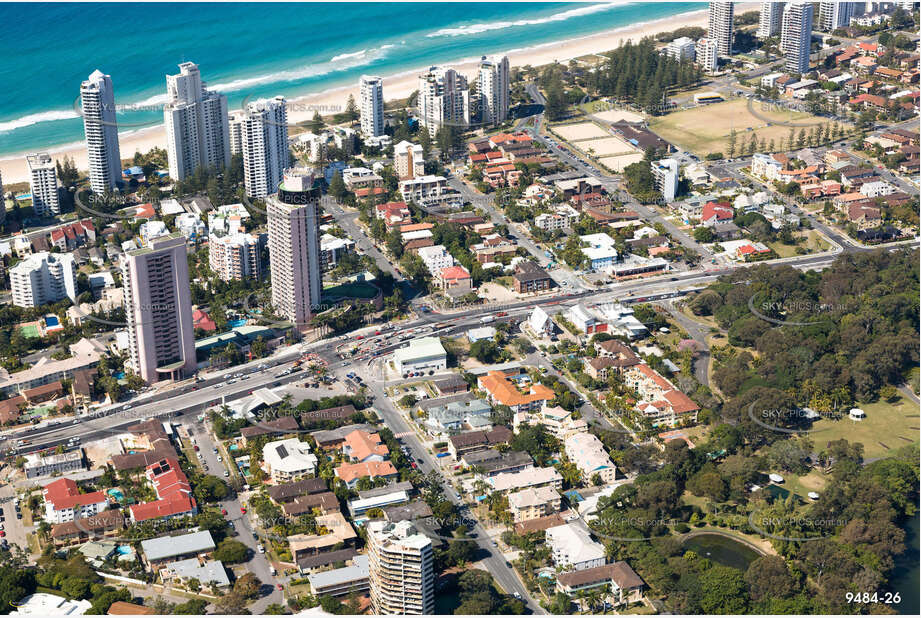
left=683, top=532, right=761, bottom=571
left=892, top=514, right=920, bottom=615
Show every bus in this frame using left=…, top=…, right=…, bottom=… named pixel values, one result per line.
left=694, top=92, right=724, bottom=105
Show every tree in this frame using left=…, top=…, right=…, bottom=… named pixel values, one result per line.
left=328, top=172, right=347, bottom=202
left=345, top=94, right=359, bottom=124
left=745, top=555, right=796, bottom=601
left=727, top=129, right=738, bottom=158
left=693, top=227, right=714, bottom=243
left=234, top=572, right=261, bottom=599
left=213, top=538, right=250, bottom=564
left=699, top=565, right=749, bottom=614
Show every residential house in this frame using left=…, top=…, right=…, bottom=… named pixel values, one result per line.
left=477, top=371, right=554, bottom=414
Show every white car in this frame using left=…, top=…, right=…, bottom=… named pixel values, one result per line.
left=258, top=545, right=265, bottom=553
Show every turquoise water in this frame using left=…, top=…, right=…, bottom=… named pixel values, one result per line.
left=107, top=488, right=125, bottom=501
left=228, top=319, right=247, bottom=328
left=228, top=444, right=239, bottom=451
left=0, top=2, right=700, bottom=157
left=117, top=545, right=132, bottom=555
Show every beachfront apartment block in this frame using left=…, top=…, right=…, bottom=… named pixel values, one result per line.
left=416, top=244, right=455, bottom=276
left=707, top=1, right=734, bottom=56
left=27, top=152, right=60, bottom=216
left=399, top=174, right=451, bottom=206
left=266, top=169, right=322, bottom=330
left=80, top=70, right=122, bottom=194
left=513, top=405, right=588, bottom=440
left=651, top=158, right=679, bottom=202
left=695, top=38, right=719, bottom=75
left=666, top=37, right=696, bottom=61
left=10, top=251, right=76, bottom=308
left=121, top=233, right=197, bottom=383
left=782, top=1, right=814, bottom=75
left=241, top=96, right=289, bottom=198
left=368, top=520, right=435, bottom=615
left=757, top=1, right=785, bottom=37
left=478, top=55, right=510, bottom=125
left=564, top=432, right=617, bottom=485
left=418, top=66, right=470, bottom=136
left=546, top=523, right=606, bottom=571
left=507, top=486, right=562, bottom=523
left=208, top=231, right=263, bottom=281
left=625, top=363, right=700, bottom=427
left=164, top=62, right=231, bottom=181
left=42, top=478, right=109, bottom=525
left=488, top=466, right=564, bottom=494
left=477, top=370, right=555, bottom=414
left=819, top=1, right=856, bottom=31
left=360, top=75, right=385, bottom=137
left=394, top=140, right=424, bottom=179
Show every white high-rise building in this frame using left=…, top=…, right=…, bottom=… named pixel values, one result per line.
left=666, top=37, right=697, bottom=61
left=229, top=113, right=243, bottom=155
left=695, top=38, right=720, bottom=74
left=121, top=233, right=196, bottom=383
left=368, top=520, right=434, bottom=615
left=241, top=96, right=289, bottom=199
left=266, top=169, right=321, bottom=331
left=394, top=140, right=424, bottom=180
left=10, top=252, right=76, bottom=308
left=27, top=152, right=60, bottom=217
left=758, top=2, right=786, bottom=37
left=782, top=1, right=815, bottom=75
left=164, top=62, right=231, bottom=181
left=819, top=1, right=856, bottom=30
left=80, top=70, right=122, bottom=194
left=418, top=66, right=470, bottom=137
left=708, top=2, right=735, bottom=56
left=359, top=75, right=385, bottom=137
left=477, top=55, right=510, bottom=126
left=651, top=158, right=679, bottom=202
left=209, top=232, right=263, bottom=281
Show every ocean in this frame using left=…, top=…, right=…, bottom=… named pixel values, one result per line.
left=0, top=2, right=700, bottom=159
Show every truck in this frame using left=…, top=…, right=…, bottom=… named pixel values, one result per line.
left=479, top=316, right=495, bottom=324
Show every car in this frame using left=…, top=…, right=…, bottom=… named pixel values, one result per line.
left=0, top=531, right=5, bottom=537
left=276, top=584, right=284, bottom=591
left=513, top=592, right=522, bottom=599
left=213, top=448, right=219, bottom=454
left=228, top=520, right=235, bottom=528
left=491, top=541, right=498, bottom=547
left=217, top=456, right=223, bottom=462
left=411, top=462, right=418, bottom=469
left=221, top=508, right=228, bottom=515
left=223, top=471, right=229, bottom=477
left=258, top=545, right=265, bottom=553
left=506, top=561, right=512, bottom=568
left=240, top=507, right=247, bottom=514
left=193, top=445, right=199, bottom=451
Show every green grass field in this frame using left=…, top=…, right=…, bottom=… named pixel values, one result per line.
left=767, top=230, right=831, bottom=258
left=808, top=396, right=919, bottom=459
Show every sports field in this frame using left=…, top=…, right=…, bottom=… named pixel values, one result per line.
left=649, top=98, right=842, bottom=156
left=579, top=136, right=638, bottom=156
left=593, top=109, right=645, bottom=123
left=598, top=153, right=645, bottom=172
left=552, top=122, right=610, bottom=141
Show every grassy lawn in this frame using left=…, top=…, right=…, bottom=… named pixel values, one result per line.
left=767, top=230, right=831, bottom=258
left=323, top=281, right=379, bottom=300
left=808, top=396, right=919, bottom=459
left=782, top=470, right=829, bottom=500
left=649, top=98, right=845, bottom=156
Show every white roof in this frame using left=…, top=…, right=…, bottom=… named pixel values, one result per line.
left=393, top=337, right=447, bottom=363
left=580, top=232, right=617, bottom=249
left=508, top=486, right=559, bottom=510
left=263, top=438, right=318, bottom=474
left=10, top=594, right=92, bottom=616
left=546, top=523, right=606, bottom=564
left=159, top=198, right=184, bottom=215
left=308, top=555, right=370, bottom=590
left=489, top=466, right=562, bottom=492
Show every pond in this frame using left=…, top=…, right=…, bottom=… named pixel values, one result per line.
left=682, top=532, right=761, bottom=571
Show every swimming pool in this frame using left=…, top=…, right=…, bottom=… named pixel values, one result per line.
left=107, top=488, right=125, bottom=502
left=116, top=545, right=132, bottom=555
left=228, top=319, right=247, bottom=328
left=44, top=315, right=60, bottom=327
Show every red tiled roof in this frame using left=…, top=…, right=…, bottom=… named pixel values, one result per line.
left=702, top=201, right=733, bottom=222
left=43, top=478, right=108, bottom=511
left=129, top=493, right=197, bottom=522
left=440, top=265, right=471, bottom=280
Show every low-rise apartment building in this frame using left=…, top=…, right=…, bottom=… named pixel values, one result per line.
left=507, top=486, right=562, bottom=523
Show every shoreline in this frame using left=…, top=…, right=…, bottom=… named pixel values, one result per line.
left=0, top=6, right=724, bottom=186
